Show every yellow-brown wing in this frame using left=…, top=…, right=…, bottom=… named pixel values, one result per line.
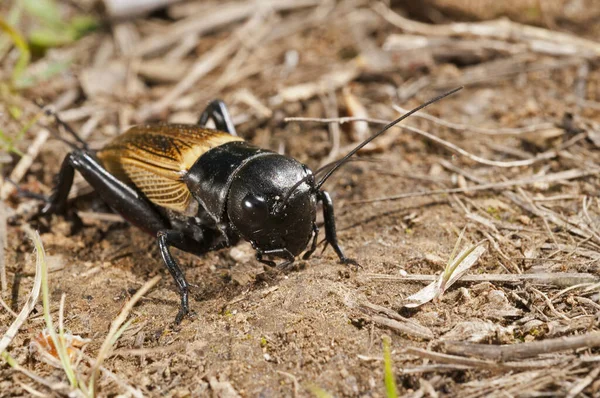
left=96, top=124, right=243, bottom=214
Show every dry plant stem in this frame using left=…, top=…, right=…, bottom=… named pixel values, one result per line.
left=373, top=3, right=600, bottom=58
left=133, top=0, right=320, bottom=56
left=285, top=116, right=556, bottom=167
left=136, top=16, right=260, bottom=121
left=371, top=316, right=434, bottom=341
left=351, top=168, right=595, bottom=204
left=405, top=347, right=562, bottom=371
left=442, top=332, right=600, bottom=362
left=506, top=191, right=600, bottom=245
left=0, top=129, right=50, bottom=200
left=16, top=381, right=46, bottom=397
left=566, top=367, right=600, bottom=398
left=529, top=286, right=570, bottom=321
left=319, top=89, right=341, bottom=168
left=443, top=332, right=600, bottom=361
left=360, top=301, right=434, bottom=340
left=0, top=228, right=43, bottom=354
left=391, top=104, right=555, bottom=136
left=434, top=57, right=583, bottom=89
left=89, top=275, right=162, bottom=396
left=365, top=273, right=599, bottom=287
left=440, top=156, right=600, bottom=247
left=276, top=65, right=361, bottom=103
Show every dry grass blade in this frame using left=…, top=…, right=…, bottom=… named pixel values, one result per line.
left=0, top=228, right=43, bottom=354
left=133, top=0, right=320, bottom=56
left=0, top=129, right=50, bottom=200
left=373, top=3, right=600, bottom=58
left=404, top=241, right=487, bottom=308
left=39, top=227, right=78, bottom=389
left=136, top=11, right=269, bottom=121
left=89, top=275, right=161, bottom=396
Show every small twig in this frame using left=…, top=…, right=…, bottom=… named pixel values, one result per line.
left=442, top=332, right=600, bottom=361
left=391, top=104, right=554, bottom=136
left=566, top=367, right=600, bottom=398
left=373, top=3, right=600, bottom=58
left=276, top=65, right=361, bottom=104
left=365, top=273, right=599, bottom=287
left=372, top=315, right=434, bottom=341
left=81, top=352, right=144, bottom=398
left=529, top=286, right=570, bottom=321
left=350, top=168, right=595, bottom=204
left=405, top=347, right=562, bottom=370
left=77, top=211, right=125, bottom=223
left=505, top=191, right=600, bottom=245
left=359, top=301, right=434, bottom=340
left=285, top=116, right=557, bottom=168
left=582, top=196, right=600, bottom=242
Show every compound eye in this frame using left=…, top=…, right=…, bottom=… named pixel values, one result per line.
left=242, top=194, right=269, bottom=222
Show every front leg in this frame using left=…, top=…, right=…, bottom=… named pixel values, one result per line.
left=255, top=247, right=295, bottom=270
left=317, top=190, right=358, bottom=267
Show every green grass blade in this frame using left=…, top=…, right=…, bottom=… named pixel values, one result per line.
left=383, top=336, right=398, bottom=398
left=38, top=230, right=79, bottom=389
left=0, top=18, right=30, bottom=85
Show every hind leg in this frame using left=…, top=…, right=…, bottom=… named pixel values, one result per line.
left=197, top=99, right=237, bottom=136
left=43, top=150, right=199, bottom=323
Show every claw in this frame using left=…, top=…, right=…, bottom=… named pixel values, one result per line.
left=174, top=300, right=190, bottom=325
left=340, top=256, right=361, bottom=271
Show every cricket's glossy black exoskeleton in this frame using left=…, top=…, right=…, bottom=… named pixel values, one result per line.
left=41, top=88, right=461, bottom=323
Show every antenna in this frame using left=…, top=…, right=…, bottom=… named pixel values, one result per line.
left=315, top=86, right=462, bottom=190
left=35, top=100, right=89, bottom=150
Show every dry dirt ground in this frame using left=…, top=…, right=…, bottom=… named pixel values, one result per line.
left=3, top=1, right=600, bottom=397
